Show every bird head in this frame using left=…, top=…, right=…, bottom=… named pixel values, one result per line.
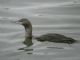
left=16, top=18, right=29, bottom=25
left=16, top=18, right=32, bottom=29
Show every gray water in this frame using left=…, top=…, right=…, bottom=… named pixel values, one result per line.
left=0, top=0, right=80, bottom=60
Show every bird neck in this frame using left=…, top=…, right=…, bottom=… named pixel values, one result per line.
left=24, top=23, right=32, bottom=38
left=24, top=24, right=33, bottom=47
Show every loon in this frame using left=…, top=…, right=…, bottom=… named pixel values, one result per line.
left=16, top=18, right=76, bottom=47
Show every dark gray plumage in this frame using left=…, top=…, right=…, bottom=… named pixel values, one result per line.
left=35, top=33, right=76, bottom=44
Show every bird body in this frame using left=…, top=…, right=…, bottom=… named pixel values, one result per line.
left=35, top=33, right=76, bottom=44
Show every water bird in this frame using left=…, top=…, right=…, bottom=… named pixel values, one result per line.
left=16, top=18, right=76, bottom=48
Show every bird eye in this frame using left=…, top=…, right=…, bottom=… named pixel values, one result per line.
left=18, top=20, right=23, bottom=22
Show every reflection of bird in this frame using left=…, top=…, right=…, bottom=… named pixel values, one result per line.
left=16, top=18, right=76, bottom=47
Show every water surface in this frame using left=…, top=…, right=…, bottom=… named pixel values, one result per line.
left=0, top=0, right=80, bottom=60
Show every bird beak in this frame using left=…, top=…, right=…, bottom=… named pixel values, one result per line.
left=15, top=21, right=22, bottom=24
left=13, top=21, right=23, bottom=25
left=9, top=20, right=23, bottom=25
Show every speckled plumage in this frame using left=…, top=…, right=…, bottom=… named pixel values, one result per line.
left=35, top=33, right=76, bottom=44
